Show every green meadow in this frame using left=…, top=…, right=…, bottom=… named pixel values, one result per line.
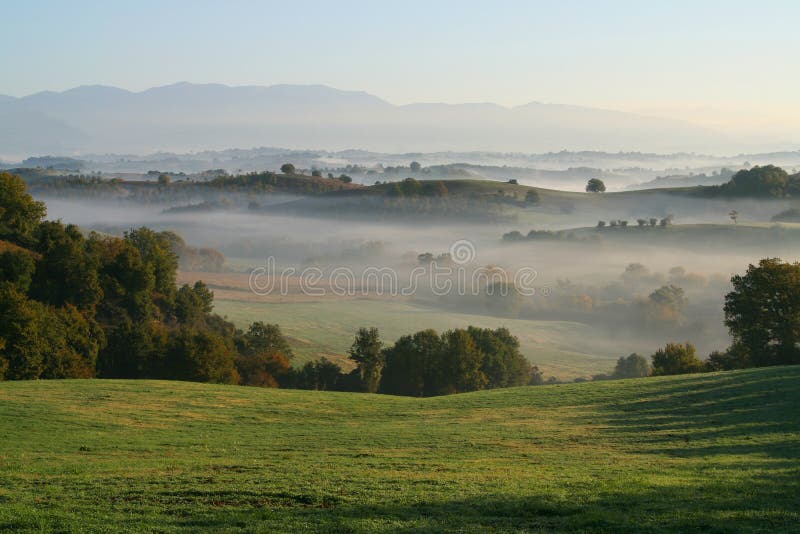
left=212, top=298, right=633, bottom=379
left=1, top=366, right=798, bottom=532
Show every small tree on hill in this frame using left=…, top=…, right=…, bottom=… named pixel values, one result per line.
left=651, top=342, right=704, bottom=375
left=613, top=353, right=650, bottom=378
left=280, top=163, right=296, bottom=175
left=586, top=178, right=606, bottom=193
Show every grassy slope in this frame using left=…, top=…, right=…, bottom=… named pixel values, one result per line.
left=212, top=298, right=631, bottom=378
left=0, top=366, right=798, bottom=532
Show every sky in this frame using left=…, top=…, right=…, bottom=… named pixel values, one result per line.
left=1, top=0, right=798, bottom=139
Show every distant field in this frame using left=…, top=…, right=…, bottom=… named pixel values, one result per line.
left=212, top=298, right=634, bottom=379
left=0, top=367, right=797, bottom=532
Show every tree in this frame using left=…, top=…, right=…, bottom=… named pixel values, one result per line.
left=644, top=285, right=686, bottom=324
left=0, top=172, right=46, bottom=239
left=236, top=350, right=290, bottom=387
left=440, top=329, right=486, bottom=394
left=722, top=165, right=790, bottom=197
left=468, top=326, right=529, bottom=388
left=613, top=353, right=650, bottom=378
left=280, top=163, right=296, bottom=175
left=165, top=327, right=238, bottom=384
left=157, top=173, right=171, bottom=186
left=651, top=342, right=705, bottom=376
left=585, top=178, right=606, bottom=193
left=380, top=329, right=441, bottom=396
left=725, top=258, right=800, bottom=366
left=124, top=228, right=178, bottom=299
left=237, top=322, right=294, bottom=360
left=597, top=220, right=606, bottom=228
left=409, top=161, right=422, bottom=173
left=174, top=281, right=214, bottom=324
left=348, top=327, right=384, bottom=393
left=528, top=365, right=544, bottom=385
left=311, top=169, right=322, bottom=177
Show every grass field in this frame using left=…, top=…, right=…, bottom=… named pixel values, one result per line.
left=211, top=298, right=633, bottom=379
left=0, top=366, right=798, bottom=532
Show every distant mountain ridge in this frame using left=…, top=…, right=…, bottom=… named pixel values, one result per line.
left=0, top=82, right=737, bottom=156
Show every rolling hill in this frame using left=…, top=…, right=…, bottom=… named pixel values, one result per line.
left=0, top=366, right=797, bottom=532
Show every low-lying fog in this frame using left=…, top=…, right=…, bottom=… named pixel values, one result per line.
left=41, top=191, right=800, bottom=371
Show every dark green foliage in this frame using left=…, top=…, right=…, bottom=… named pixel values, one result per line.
left=380, top=327, right=530, bottom=396
left=30, top=221, right=102, bottom=312
left=719, top=165, right=790, bottom=197
left=585, top=178, right=606, bottom=192
left=165, top=327, right=238, bottom=384
left=0, top=286, right=100, bottom=380
left=290, top=357, right=343, bottom=390
left=0, top=172, right=259, bottom=383
left=0, top=250, right=35, bottom=292
left=0, top=172, right=46, bottom=240
left=280, top=163, right=296, bottom=174
left=348, top=327, right=384, bottom=393
left=706, top=347, right=750, bottom=371
left=174, top=281, right=214, bottom=324
left=613, top=353, right=651, bottom=378
left=124, top=227, right=178, bottom=298
left=725, top=258, right=800, bottom=366
left=237, top=322, right=294, bottom=360
left=380, top=329, right=442, bottom=396
left=651, top=342, right=705, bottom=376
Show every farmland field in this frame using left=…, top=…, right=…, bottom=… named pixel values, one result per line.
left=0, top=366, right=798, bottom=532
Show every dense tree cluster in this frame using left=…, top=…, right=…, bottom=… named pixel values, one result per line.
left=708, top=165, right=800, bottom=198
left=379, top=326, right=533, bottom=396
left=0, top=172, right=291, bottom=385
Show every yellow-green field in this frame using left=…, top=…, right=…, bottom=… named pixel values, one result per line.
left=0, top=366, right=798, bottom=532
left=212, top=298, right=632, bottom=379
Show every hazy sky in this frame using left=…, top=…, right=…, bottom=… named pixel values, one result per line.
left=1, top=0, right=798, bottom=138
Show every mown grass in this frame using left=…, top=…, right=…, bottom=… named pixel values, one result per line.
left=1, top=366, right=798, bottom=532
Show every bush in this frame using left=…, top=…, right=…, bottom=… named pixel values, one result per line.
left=651, top=342, right=705, bottom=376
left=613, top=353, right=650, bottom=378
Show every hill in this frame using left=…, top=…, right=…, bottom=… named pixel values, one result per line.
left=0, top=367, right=797, bottom=532
left=0, top=82, right=732, bottom=155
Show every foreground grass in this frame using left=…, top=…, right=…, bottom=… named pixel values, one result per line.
left=0, top=367, right=798, bottom=532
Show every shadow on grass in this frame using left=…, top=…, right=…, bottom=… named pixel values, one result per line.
left=154, top=473, right=799, bottom=533
left=584, top=367, right=800, bottom=459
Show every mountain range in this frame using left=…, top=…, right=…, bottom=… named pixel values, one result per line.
left=0, top=82, right=741, bottom=157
